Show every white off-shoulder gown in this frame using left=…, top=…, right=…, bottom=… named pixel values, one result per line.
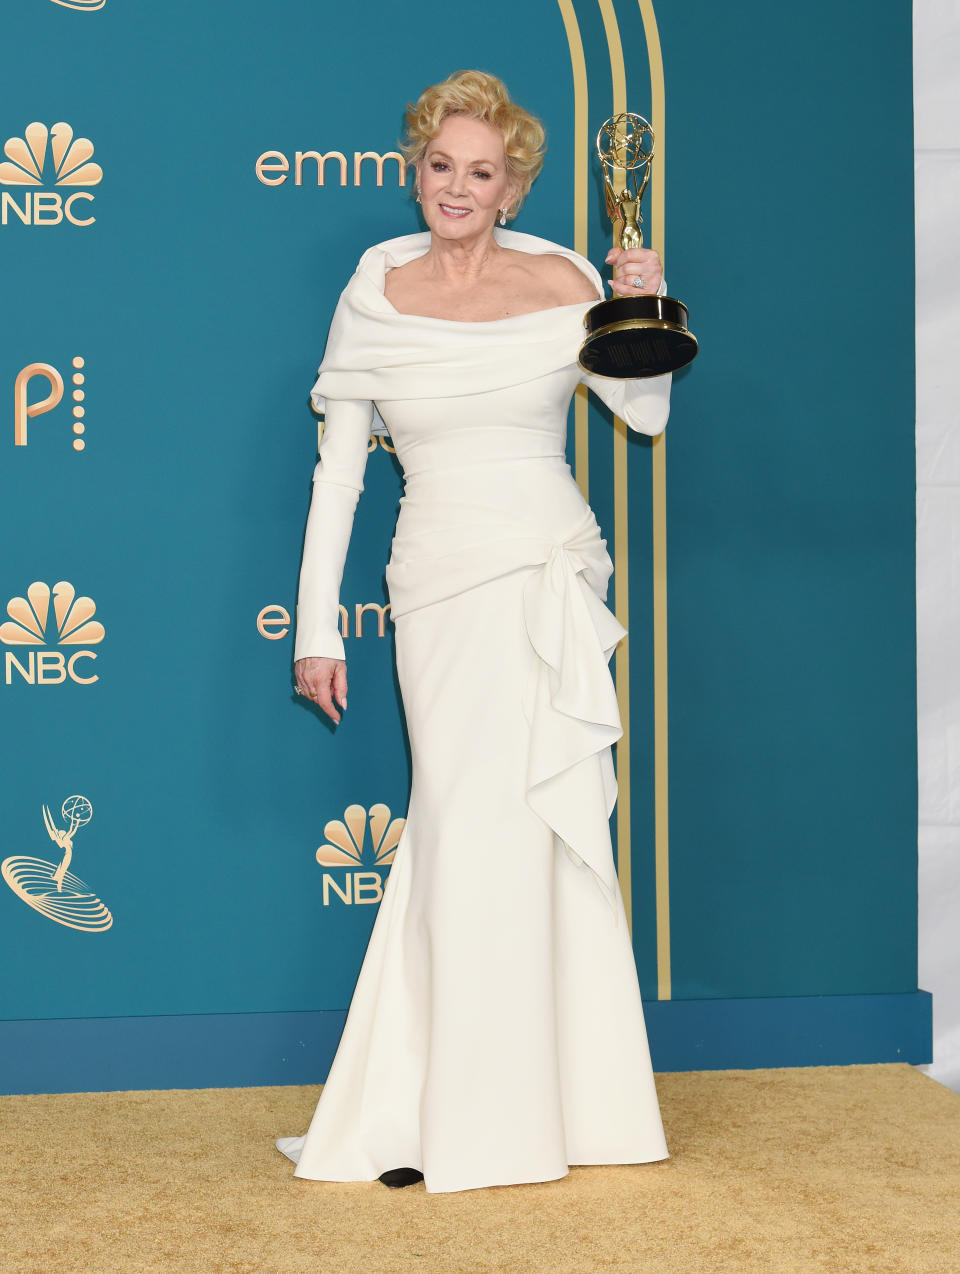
left=276, top=230, right=672, bottom=1194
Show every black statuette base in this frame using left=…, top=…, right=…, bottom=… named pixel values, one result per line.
left=578, top=295, right=698, bottom=379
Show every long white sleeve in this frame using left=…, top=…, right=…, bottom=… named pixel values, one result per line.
left=293, top=398, right=374, bottom=662
left=579, top=274, right=673, bottom=436
left=579, top=366, right=673, bottom=436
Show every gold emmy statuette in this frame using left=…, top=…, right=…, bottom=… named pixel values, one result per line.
left=579, top=113, right=698, bottom=379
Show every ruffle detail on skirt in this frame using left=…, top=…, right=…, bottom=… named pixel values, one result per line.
left=520, top=514, right=628, bottom=920
left=386, top=498, right=628, bottom=920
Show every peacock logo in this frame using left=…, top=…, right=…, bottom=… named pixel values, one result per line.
left=0, top=123, right=102, bottom=188
left=2, top=795, right=112, bottom=932
left=1, top=581, right=105, bottom=685
left=0, top=123, right=102, bottom=227
left=316, top=802, right=405, bottom=906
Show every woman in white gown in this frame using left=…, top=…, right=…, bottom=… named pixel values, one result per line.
left=277, top=70, right=673, bottom=1195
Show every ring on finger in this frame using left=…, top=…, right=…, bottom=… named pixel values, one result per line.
left=632, top=275, right=645, bottom=289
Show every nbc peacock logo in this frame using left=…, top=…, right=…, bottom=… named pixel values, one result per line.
left=1, top=581, right=105, bottom=686
left=316, top=802, right=405, bottom=906
left=0, top=122, right=102, bottom=227
left=2, top=795, right=112, bottom=932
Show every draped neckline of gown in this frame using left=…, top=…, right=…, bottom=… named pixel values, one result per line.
left=311, top=228, right=606, bottom=403
left=374, top=227, right=604, bottom=326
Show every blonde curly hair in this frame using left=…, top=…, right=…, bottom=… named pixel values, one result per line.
left=401, top=70, right=546, bottom=218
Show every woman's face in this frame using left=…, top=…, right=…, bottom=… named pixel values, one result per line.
left=417, top=114, right=519, bottom=243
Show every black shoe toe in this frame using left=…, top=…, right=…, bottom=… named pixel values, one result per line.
left=378, top=1166, right=424, bottom=1188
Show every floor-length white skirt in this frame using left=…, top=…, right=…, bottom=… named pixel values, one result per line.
left=277, top=554, right=669, bottom=1194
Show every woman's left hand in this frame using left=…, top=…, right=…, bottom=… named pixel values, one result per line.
left=605, top=246, right=663, bottom=297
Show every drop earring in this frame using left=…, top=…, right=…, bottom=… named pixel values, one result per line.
left=416, top=186, right=422, bottom=204
left=499, top=208, right=507, bottom=226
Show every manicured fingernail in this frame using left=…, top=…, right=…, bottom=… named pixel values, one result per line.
left=342, top=697, right=347, bottom=708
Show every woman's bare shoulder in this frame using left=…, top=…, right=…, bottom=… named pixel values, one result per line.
left=514, top=249, right=599, bottom=304
left=383, top=255, right=422, bottom=286
left=383, top=254, right=429, bottom=306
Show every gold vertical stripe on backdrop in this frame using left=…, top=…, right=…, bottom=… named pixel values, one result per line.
left=596, top=0, right=633, bottom=933
left=637, top=0, right=672, bottom=1001
left=555, top=0, right=591, bottom=502
left=559, top=0, right=672, bottom=993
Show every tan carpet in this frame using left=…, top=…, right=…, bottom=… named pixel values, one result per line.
left=1, top=1063, right=958, bottom=1274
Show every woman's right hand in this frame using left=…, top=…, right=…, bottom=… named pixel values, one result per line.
left=295, top=656, right=348, bottom=724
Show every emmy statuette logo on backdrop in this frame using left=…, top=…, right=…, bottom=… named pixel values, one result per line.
left=0, top=123, right=102, bottom=227
left=1, top=581, right=105, bottom=685
left=2, top=795, right=113, bottom=932
left=12, top=357, right=89, bottom=451
left=316, top=803, right=405, bottom=906
left=579, top=113, right=698, bottom=378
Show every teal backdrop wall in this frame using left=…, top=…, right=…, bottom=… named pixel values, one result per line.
left=0, top=0, right=929, bottom=1093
